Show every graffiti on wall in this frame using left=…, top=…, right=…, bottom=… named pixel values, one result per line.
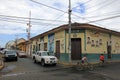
left=48, top=34, right=54, bottom=52
left=87, top=37, right=102, bottom=47
left=114, top=42, right=120, bottom=53
left=60, top=40, right=64, bottom=50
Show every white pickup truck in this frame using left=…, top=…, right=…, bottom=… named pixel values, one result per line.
left=33, top=51, right=58, bottom=66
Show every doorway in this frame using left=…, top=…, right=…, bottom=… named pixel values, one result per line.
left=71, top=38, right=82, bottom=60
left=55, top=40, right=60, bottom=59
left=107, top=42, right=112, bottom=59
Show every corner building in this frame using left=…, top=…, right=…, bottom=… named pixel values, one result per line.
left=30, top=23, right=120, bottom=63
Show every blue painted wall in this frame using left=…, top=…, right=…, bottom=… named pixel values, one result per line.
left=59, top=53, right=120, bottom=62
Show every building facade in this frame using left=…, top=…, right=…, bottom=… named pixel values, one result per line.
left=27, top=23, right=120, bottom=62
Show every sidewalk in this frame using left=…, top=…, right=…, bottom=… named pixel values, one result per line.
left=58, top=60, right=120, bottom=67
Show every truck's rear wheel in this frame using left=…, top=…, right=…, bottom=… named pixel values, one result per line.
left=34, top=58, right=37, bottom=63
left=53, top=63, right=56, bottom=66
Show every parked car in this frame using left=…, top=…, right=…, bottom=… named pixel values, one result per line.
left=33, top=51, right=58, bottom=66
left=0, top=49, right=8, bottom=54
left=18, top=51, right=27, bottom=58
left=3, top=50, right=18, bottom=61
left=32, top=51, right=36, bottom=60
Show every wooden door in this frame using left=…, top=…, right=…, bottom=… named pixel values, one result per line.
left=71, top=38, right=82, bottom=60
left=56, top=40, right=60, bottom=59
left=107, top=42, right=112, bottom=59
left=44, top=43, right=47, bottom=51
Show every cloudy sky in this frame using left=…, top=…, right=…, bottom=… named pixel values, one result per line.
left=0, top=0, right=120, bottom=47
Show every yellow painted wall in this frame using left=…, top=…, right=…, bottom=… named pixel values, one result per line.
left=31, top=40, right=37, bottom=52
left=42, top=35, right=48, bottom=51
left=54, top=30, right=65, bottom=53
left=44, top=36, right=48, bottom=43
left=86, top=30, right=110, bottom=54
left=111, top=35, right=120, bottom=54
left=31, top=35, right=48, bottom=52
left=66, top=32, right=85, bottom=53
left=30, top=29, right=120, bottom=55
left=32, top=40, right=36, bottom=46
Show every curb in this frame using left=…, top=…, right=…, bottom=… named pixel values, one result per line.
left=58, top=60, right=120, bottom=67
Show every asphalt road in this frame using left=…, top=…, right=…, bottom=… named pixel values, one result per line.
left=0, top=58, right=120, bottom=80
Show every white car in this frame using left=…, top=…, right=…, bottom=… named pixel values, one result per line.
left=18, top=51, right=27, bottom=58
left=33, top=51, right=58, bottom=66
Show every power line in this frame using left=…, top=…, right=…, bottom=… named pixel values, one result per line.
left=1, top=0, right=118, bottom=32
left=30, top=0, right=67, bottom=13
left=79, top=10, right=120, bottom=18
left=0, top=14, right=66, bottom=22
left=86, top=0, right=107, bottom=10
left=71, top=9, right=120, bottom=30
left=73, top=0, right=92, bottom=9
left=30, top=0, right=85, bottom=21
left=0, top=16, right=63, bottom=24
left=0, top=18, right=26, bottom=24
left=29, top=0, right=120, bottom=24
left=84, top=0, right=93, bottom=4
left=0, top=18, right=61, bottom=26
left=86, top=0, right=117, bottom=14
left=54, top=12, right=66, bottom=20
left=86, top=14, right=120, bottom=23
left=44, top=12, right=67, bottom=27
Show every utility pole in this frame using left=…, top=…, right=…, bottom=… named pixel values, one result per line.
left=27, top=11, right=31, bottom=56
left=68, top=0, right=72, bottom=63
left=15, top=34, right=18, bottom=50
left=27, top=11, right=31, bottom=40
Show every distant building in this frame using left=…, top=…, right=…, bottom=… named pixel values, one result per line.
left=5, top=41, right=15, bottom=50
left=5, top=38, right=26, bottom=50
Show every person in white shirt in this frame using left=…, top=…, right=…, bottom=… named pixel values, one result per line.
left=81, top=55, right=87, bottom=64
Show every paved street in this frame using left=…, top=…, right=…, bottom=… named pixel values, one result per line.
left=0, top=58, right=120, bottom=80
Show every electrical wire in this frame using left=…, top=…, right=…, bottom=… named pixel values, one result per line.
left=72, top=0, right=92, bottom=9
left=1, top=0, right=119, bottom=32
left=84, top=0, right=93, bottom=4
left=54, top=12, right=66, bottom=20
left=30, top=0, right=120, bottom=24
left=86, top=0, right=117, bottom=14
left=86, top=14, right=120, bottom=23
left=44, top=12, right=67, bottom=27
left=83, top=11, right=120, bottom=18
left=86, top=0, right=107, bottom=10
left=30, top=0, right=86, bottom=20
left=0, top=17, right=62, bottom=26
left=30, top=0, right=67, bottom=13
left=0, top=19, right=25, bottom=24
left=0, top=14, right=67, bottom=22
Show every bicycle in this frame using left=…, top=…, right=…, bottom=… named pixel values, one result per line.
left=98, top=60, right=109, bottom=67
left=74, top=61, right=94, bottom=71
